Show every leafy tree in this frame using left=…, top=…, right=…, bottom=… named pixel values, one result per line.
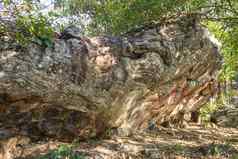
left=56, top=0, right=207, bottom=35
left=0, top=0, right=55, bottom=47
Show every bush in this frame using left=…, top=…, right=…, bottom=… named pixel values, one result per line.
left=200, top=89, right=235, bottom=123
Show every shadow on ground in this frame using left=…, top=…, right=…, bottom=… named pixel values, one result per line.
left=1, top=125, right=236, bottom=159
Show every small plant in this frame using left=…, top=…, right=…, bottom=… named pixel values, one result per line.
left=231, top=154, right=238, bottom=159
left=37, top=144, right=85, bottom=159
left=2, top=1, right=55, bottom=48
left=15, top=14, right=54, bottom=48
left=208, top=144, right=221, bottom=156
left=207, top=142, right=236, bottom=157
left=173, top=143, right=184, bottom=153
left=200, top=89, right=235, bottom=123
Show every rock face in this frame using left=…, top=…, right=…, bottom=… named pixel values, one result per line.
left=0, top=15, right=222, bottom=140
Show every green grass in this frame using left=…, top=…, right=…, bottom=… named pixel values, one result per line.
left=37, top=144, right=86, bottom=159
left=200, top=90, right=235, bottom=123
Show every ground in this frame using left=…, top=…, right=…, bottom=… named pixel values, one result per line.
left=1, top=124, right=237, bottom=159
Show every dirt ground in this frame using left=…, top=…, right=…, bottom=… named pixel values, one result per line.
left=1, top=124, right=238, bottom=159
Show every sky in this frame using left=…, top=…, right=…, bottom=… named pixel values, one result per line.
left=38, top=0, right=55, bottom=12
left=0, top=0, right=54, bottom=12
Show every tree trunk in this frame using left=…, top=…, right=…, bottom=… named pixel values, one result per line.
left=0, top=15, right=222, bottom=140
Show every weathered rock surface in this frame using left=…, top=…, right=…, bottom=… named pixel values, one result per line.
left=0, top=15, right=222, bottom=140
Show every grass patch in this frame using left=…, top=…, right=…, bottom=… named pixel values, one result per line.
left=37, top=144, right=86, bottom=159
left=200, top=90, right=235, bottom=123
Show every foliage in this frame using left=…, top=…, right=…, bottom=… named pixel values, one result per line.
left=15, top=14, right=54, bottom=47
left=205, top=1, right=238, bottom=82
left=207, top=143, right=236, bottom=157
left=37, top=144, right=85, bottom=159
left=200, top=90, right=235, bottom=122
left=57, top=0, right=207, bottom=35
left=1, top=1, right=55, bottom=47
left=173, top=143, right=184, bottom=153
left=200, top=97, right=221, bottom=122
left=205, top=21, right=238, bottom=82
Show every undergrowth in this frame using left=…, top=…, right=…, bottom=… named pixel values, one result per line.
left=200, top=89, right=235, bottom=123
left=37, top=144, right=86, bottom=159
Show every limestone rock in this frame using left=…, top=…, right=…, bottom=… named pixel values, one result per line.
left=0, top=15, right=222, bottom=140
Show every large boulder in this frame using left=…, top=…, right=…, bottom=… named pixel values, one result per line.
left=0, top=15, right=222, bottom=140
